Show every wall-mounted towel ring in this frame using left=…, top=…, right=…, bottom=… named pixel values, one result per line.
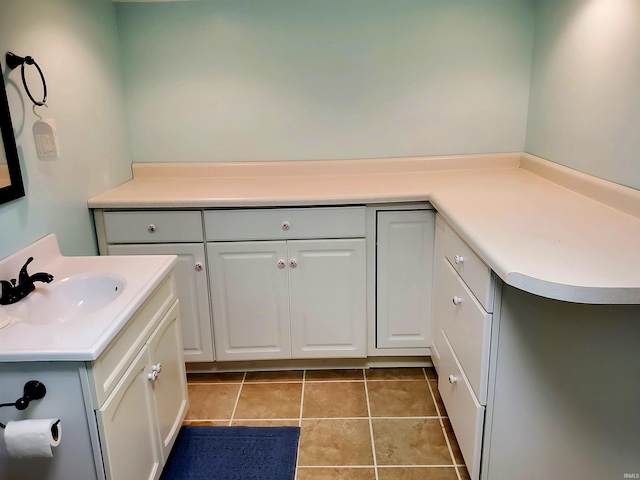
left=5, top=52, right=48, bottom=107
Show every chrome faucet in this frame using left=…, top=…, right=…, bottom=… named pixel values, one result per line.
left=0, top=257, right=54, bottom=305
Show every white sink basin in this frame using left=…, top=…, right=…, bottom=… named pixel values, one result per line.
left=6, top=274, right=126, bottom=325
left=0, top=234, right=177, bottom=361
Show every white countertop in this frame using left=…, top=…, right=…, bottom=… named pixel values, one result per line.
left=0, top=235, right=176, bottom=362
left=88, top=152, right=640, bottom=305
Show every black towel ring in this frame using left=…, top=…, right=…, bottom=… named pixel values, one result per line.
left=5, top=52, right=48, bottom=106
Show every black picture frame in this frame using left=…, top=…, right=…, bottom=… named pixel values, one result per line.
left=0, top=57, right=25, bottom=205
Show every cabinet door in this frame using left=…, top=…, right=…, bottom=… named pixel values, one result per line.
left=108, top=243, right=214, bottom=362
left=147, top=301, right=189, bottom=462
left=96, top=346, right=161, bottom=480
left=289, top=239, right=367, bottom=358
left=208, top=241, right=291, bottom=361
left=376, top=210, right=435, bottom=349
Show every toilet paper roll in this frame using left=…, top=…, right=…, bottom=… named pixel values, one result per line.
left=4, top=419, right=61, bottom=458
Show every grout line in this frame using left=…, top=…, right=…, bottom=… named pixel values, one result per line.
left=363, top=368, right=380, bottom=480
left=295, top=371, right=306, bottom=480
left=228, top=371, right=246, bottom=426
left=424, top=368, right=463, bottom=480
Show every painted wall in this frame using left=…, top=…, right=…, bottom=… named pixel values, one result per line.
left=526, top=0, right=640, bottom=191
left=0, top=0, right=132, bottom=260
left=116, top=0, right=535, bottom=163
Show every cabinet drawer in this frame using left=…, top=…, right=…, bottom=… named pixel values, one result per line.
left=439, top=259, right=491, bottom=404
left=104, top=211, right=203, bottom=243
left=438, top=331, right=484, bottom=480
left=437, top=214, right=493, bottom=311
left=88, top=275, right=177, bottom=408
left=204, top=207, right=366, bottom=241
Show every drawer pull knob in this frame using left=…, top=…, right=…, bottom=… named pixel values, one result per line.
left=278, top=260, right=286, bottom=269
left=454, top=254, right=464, bottom=265
left=195, top=262, right=203, bottom=272
left=148, top=224, right=157, bottom=233
left=282, top=221, right=290, bottom=231
left=452, top=296, right=462, bottom=305
left=289, top=259, right=298, bottom=268
left=448, top=375, right=457, bottom=384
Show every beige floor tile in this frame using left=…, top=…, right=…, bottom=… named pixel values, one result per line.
left=368, top=380, right=437, bottom=417
left=296, top=467, right=376, bottom=479
left=305, top=369, right=364, bottom=381
left=298, top=419, right=374, bottom=466
left=234, top=383, right=302, bottom=419
left=231, top=419, right=299, bottom=427
left=186, top=383, right=240, bottom=420
left=365, top=367, right=427, bottom=381
left=187, top=372, right=244, bottom=383
left=377, top=466, right=458, bottom=480
left=182, top=420, right=229, bottom=426
left=430, top=379, right=446, bottom=416
left=425, top=366, right=438, bottom=380
left=443, top=418, right=464, bottom=465
left=244, top=370, right=304, bottom=382
left=303, top=382, right=368, bottom=418
left=372, top=418, right=452, bottom=466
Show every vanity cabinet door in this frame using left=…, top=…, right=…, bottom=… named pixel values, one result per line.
left=108, top=243, right=214, bottom=362
left=146, top=301, right=189, bottom=463
left=289, top=239, right=366, bottom=358
left=207, top=241, right=291, bottom=361
left=96, top=346, right=162, bottom=480
left=376, top=210, right=435, bottom=349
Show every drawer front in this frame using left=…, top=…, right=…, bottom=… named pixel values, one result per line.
left=438, top=259, right=491, bottom=404
left=438, top=331, right=484, bottom=480
left=89, top=275, right=177, bottom=408
left=438, top=214, right=493, bottom=311
left=205, top=207, right=366, bottom=241
left=104, top=211, right=203, bottom=244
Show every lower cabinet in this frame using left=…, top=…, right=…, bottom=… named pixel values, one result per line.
left=208, top=239, right=367, bottom=361
left=90, top=275, right=189, bottom=480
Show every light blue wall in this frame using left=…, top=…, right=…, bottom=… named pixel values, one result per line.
left=526, top=0, right=640, bottom=190
left=0, top=0, right=132, bottom=259
left=116, top=0, right=535, bottom=162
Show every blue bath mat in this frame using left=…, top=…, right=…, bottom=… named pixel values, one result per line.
left=160, top=426, right=300, bottom=480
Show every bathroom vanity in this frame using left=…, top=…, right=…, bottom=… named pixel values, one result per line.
left=0, top=236, right=188, bottom=480
left=87, top=152, right=640, bottom=480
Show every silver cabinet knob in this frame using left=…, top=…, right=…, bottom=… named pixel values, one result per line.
left=148, top=371, right=158, bottom=382
left=289, top=259, right=297, bottom=268
left=195, top=262, right=203, bottom=272
left=282, top=221, right=290, bottom=231
left=152, top=363, right=162, bottom=373
left=448, top=375, right=457, bottom=384
left=454, top=254, right=464, bottom=265
left=452, top=296, right=462, bottom=305
left=278, top=260, right=286, bottom=269
left=148, top=224, right=157, bottom=233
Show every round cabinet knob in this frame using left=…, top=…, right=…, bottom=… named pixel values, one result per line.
left=152, top=363, right=163, bottom=373
left=448, top=375, right=457, bottom=384
left=148, top=224, right=157, bottom=233
left=454, top=254, right=464, bottom=265
left=289, top=259, right=297, bottom=268
left=452, top=296, right=462, bottom=305
left=282, top=221, right=290, bottom=231
left=195, top=262, right=203, bottom=272
left=277, top=260, right=286, bottom=269
left=148, top=371, right=158, bottom=382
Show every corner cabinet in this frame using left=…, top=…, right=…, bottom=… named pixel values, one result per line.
left=205, top=208, right=367, bottom=361
left=89, top=273, right=189, bottom=480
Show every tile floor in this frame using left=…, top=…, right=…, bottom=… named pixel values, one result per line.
left=185, top=367, right=470, bottom=480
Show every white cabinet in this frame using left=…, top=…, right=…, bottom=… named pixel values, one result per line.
left=376, top=210, right=435, bottom=350
left=432, top=214, right=494, bottom=480
left=92, top=276, right=188, bottom=480
left=95, top=210, right=215, bottom=363
left=208, top=239, right=366, bottom=361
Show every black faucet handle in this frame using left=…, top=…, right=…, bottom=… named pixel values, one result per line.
left=18, top=257, right=34, bottom=283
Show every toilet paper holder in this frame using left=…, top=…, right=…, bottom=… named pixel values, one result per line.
left=0, top=380, right=47, bottom=428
